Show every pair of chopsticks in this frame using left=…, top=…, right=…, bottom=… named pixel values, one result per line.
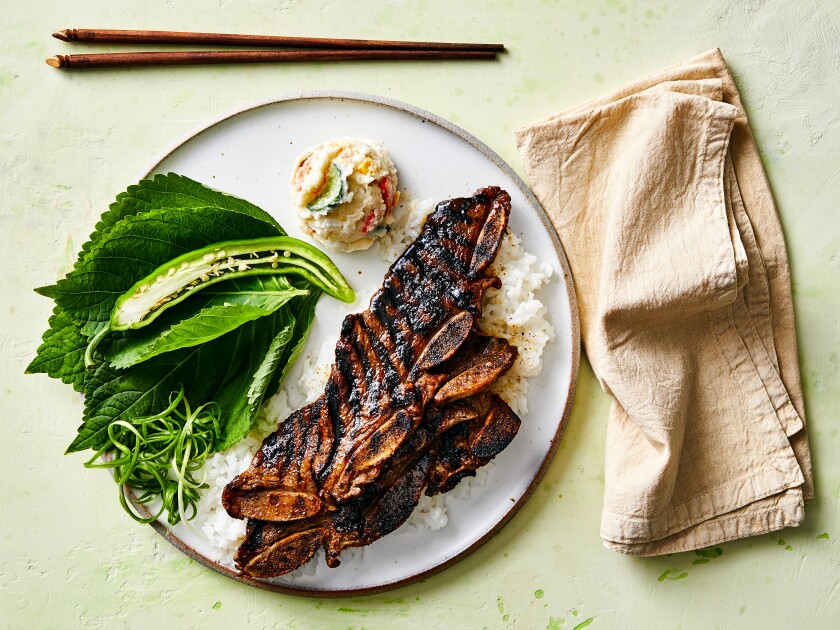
left=46, top=29, right=504, bottom=69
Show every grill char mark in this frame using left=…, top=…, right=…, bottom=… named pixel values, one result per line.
left=235, top=389, right=521, bottom=578
left=224, top=187, right=519, bottom=578
left=426, top=393, right=521, bottom=495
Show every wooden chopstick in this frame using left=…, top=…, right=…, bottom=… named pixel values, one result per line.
left=46, top=49, right=497, bottom=70
left=52, top=29, right=505, bottom=52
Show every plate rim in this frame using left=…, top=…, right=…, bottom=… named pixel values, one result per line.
left=130, top=90, right=581, bottom=597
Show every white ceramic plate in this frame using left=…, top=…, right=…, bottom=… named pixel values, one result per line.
left=139, top=92, right=579, bottom=596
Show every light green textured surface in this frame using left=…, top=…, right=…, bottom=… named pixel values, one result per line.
left=2, top=1, right=839, bottom=628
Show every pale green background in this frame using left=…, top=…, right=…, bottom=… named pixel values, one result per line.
left=2, top=1, right=838, bottom=628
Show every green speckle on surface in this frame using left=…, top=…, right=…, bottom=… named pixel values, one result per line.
left=571, top=609, right=579, bottom=616
left=693, top=558, right=710, bottom=565
left=211, top=601, right=221, bottom=611
left=739, top=606, right=747, bottom=615
left=778, top=539, right=786, bottom=545
left=694, top=547, right=723, bottom=560
left=497, top=596, right=505, bottom=614
left=658, top=569, right=689, bottom=581
left=338, top=608, right=368, bottom=613
left=535, top=589, right=545, bottom=600
left=547, top=617, right=564, bottom=630
left=573, top=617, right=596, bottom=630
left=785, top=545, right=794, bottom=551
left=817, top=533, right=830, bottom=540
left=593, top=73, right=605, bottom=83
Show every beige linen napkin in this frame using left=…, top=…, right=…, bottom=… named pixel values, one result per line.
left=515, top=49, right=813, bottom=555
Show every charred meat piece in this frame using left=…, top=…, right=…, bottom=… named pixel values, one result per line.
left=225, top=187, right=523, bottom=578
left=222, top=397, right=333, bottom=522
left=324, top=452, right=433, bottom=567
left=224, top=187, right=511, bottom=521
left=433, top=334, right=517, bottom=405
left=235, top=518, right=329, bottom=578
left=235, top=430, right=434, bottom=576
left=426, top=393, right=521, bottom=495
left=235, top=392, right=520, bottom=578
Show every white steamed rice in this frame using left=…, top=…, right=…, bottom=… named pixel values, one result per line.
left=193, top=197, right=554, bottom=567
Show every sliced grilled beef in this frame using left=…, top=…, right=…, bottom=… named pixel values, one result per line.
left=225, top=187, right=523, bottom=578
left=433, top=334, right=518, bottom=405
left=426, top=393, right=521, bottom=495
left=235, top=392, right=520, bottom=577
left=224, top=187, right=511, bottom=520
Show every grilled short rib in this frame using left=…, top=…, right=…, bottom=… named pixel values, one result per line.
left=223, top=187, right=522, bottom=577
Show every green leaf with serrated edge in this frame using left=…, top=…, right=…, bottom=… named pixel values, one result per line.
left=214, top=311, right=295, bottom=451
left=77, top=173, right=283, bottom=263
left=71, top=353, right=220, bottom=454
left=46, top=205, right=282, bottom=335
left=106, top=276, right=306, bottom=369
left=264, top=289, right=322, bottom=401
left=31, top=174, right=337, bottom=456
left=25, top=307, right=88, bottom=392
left=68, top=313, right=282, bottom=453
left=247, top=325, right=295, bottom=410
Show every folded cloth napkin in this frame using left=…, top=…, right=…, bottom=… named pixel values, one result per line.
left=515, top=49, right=813, bottom=555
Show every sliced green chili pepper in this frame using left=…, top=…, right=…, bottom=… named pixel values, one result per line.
left=84, top=236, right=354, bottom=367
